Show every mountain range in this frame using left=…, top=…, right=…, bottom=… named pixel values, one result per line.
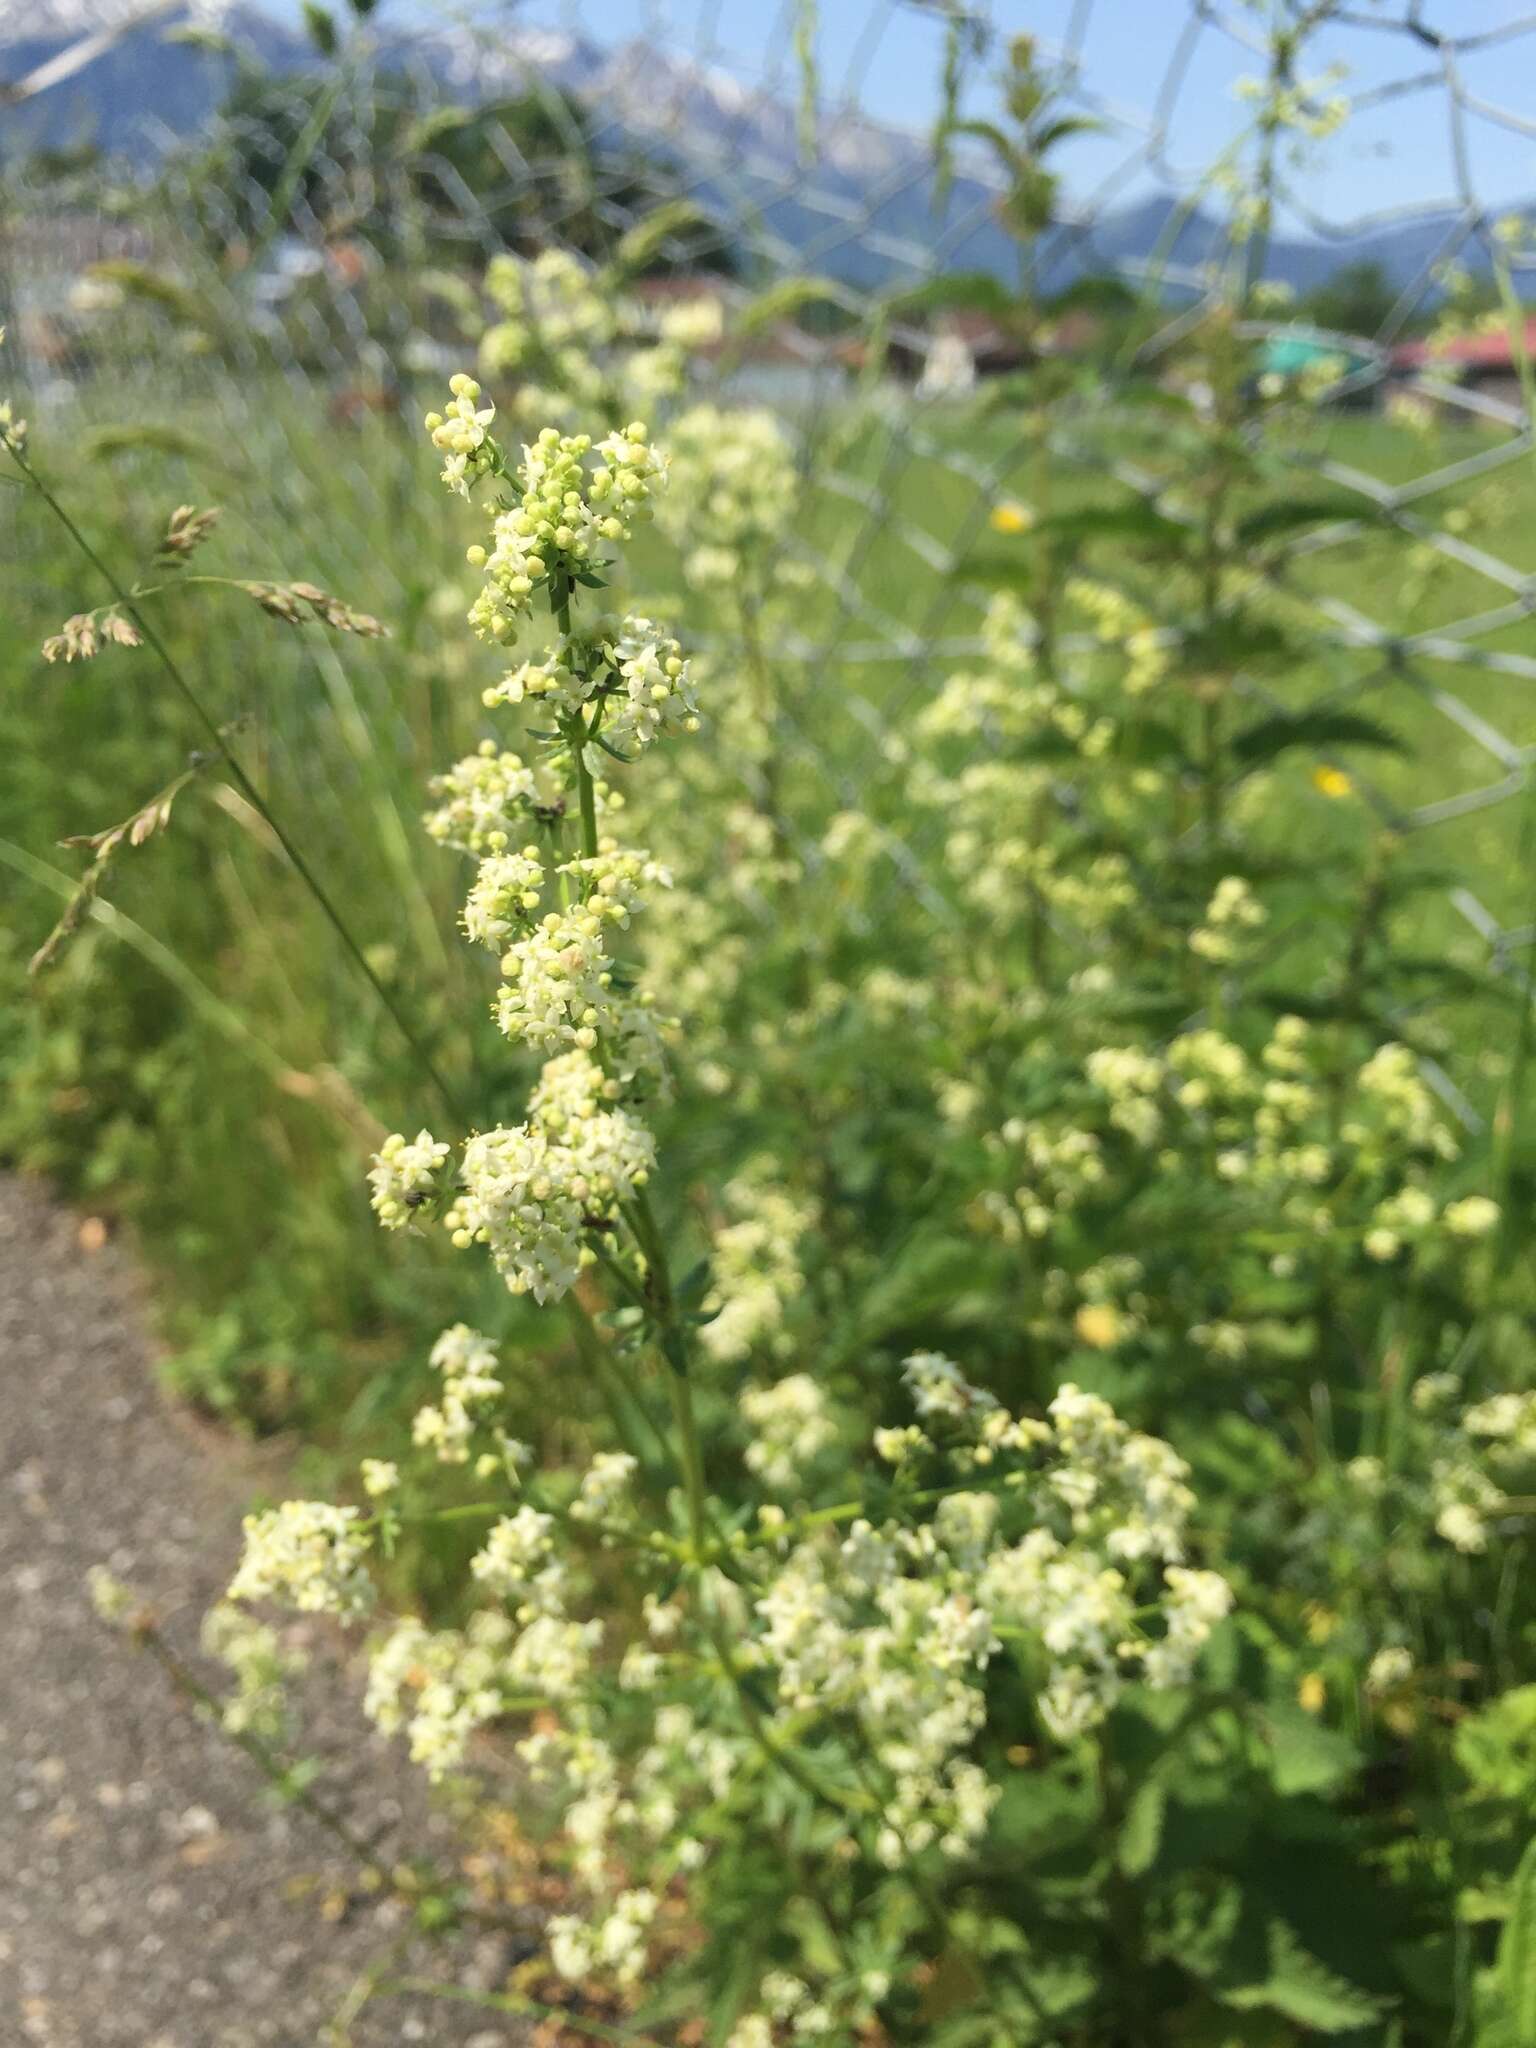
left=0, top=1, right=1516, bottom=305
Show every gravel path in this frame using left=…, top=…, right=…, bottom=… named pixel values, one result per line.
left=0, top=1175, right=527, bottom=2048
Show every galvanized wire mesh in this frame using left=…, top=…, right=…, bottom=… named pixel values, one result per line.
left=6, top=0, right=1536, bottom=1016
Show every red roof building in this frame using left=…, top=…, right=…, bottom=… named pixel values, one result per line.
left=1391, top=318, right=1536, bottom=411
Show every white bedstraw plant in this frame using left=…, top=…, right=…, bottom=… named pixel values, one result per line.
left=224, top=374, right=1233, bottom=2044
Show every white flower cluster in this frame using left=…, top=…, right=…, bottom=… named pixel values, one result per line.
left=1432, top=1457, right=1505, bottom=1554
left=342, top=1325, right=1229, bottom=2019
left=228, top=1501, right=374, bottom=1618
left=914, top=588, right=1172, bottom=930
left=603, top=617, right=701, bottom=754
left=700, top=1166, right=815, bottom=1364
left=491, top=908, right=617, bottom=1053
left=547, top=1888, right=659, bottom=1989
left=480, top=249, right=615, bottom=387
left=377, top=415, right=694, bottom=1331
left=1188, top=875, right=1267, bottom=965
left=1085, top=1045, right=1166, bottom=1145
left=1356, top=1041, right=1459, bottom=1159
left=365, top=1580, right=603, bottom=1779
left=569, top=1450, right=640, bottom=1525
left=1306, top=1365, right=1530, bottom=1567
left=1066, top=576, right=1171, bottom=695
left=1427, top=1388, right=1536, bottom=1553
left=449, top=1069, right=655, bottom=1303
left=367, top=1128, right=449, bottom=1229
left=483, top=645, right=588, bottom=718
left=654, top=403, right=802, bottom=593
left=471, top=1504, right=565, bottom=1612
left=412, top=1323, right=506, bottom=1464
left=482, top=618, right=699, bottom=761
left=424, top=372, right=499, bottom=496
left=201, top=1602, right=308, bottom=1745
left=461, top=847, right=546, bottom=951
left=992, top=1021, right=1498, bottom=1327
left=422, top=742, right=538, bottom=855
left=462, top=424, right=667, bottom=643
left=744, top=1374, right=1229, bottom=1872
left=740, top=1373, right=837, bottom=1493
left=558, top=843, right=671, bottom=930
left=1367, top=1644, right=1414, bottom=1695
left=480, top=845, right=666, bottom=1054
left=365, top=1614, right=496, bottom=1775
left=476, top=253, right=724, bottom=430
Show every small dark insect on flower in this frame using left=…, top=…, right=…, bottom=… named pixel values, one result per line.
left=404, top=1189, right=431, bottom=1208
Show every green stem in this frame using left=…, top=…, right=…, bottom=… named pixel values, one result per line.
left=246, top=68, right=347, bottom=276
left=131, top=1616, right=515, bottom=1931
left=575, top=716, right=600, bottom=859
left=664, top=1358, right=709, bottom=1560
left=631, top=1183, right=867, bottom=1817
left=567, top=1294, right=673, bottom=1478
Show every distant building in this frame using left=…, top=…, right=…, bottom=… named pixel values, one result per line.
left=863, top=305, right=1102, bottom=384
left=1391, top=318, right=1536, bottom=414
left=917, top=321, right=977, bottom=398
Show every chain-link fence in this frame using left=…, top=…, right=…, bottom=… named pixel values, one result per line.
left=7, top=1, right=1536, bottom=1065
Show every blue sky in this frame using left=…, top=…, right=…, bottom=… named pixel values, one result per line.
left=277, top=1, right=1536, bottom=228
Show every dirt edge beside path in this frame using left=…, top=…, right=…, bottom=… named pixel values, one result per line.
left=0, top=1173, right=527, bottom=2048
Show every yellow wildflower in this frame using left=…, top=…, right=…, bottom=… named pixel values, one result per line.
left=1074, top=1303, right=1126, bottom=1349
left=989, top=500, right=1034, bottom=536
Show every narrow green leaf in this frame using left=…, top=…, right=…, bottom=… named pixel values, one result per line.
left=732, top=275, right=844, bottom=340
left=957, top=547, right=1038, bottom=595
left=1232, top=709, right=1410, bottom=766
left=1496, top=1835, right=1536, bottom=2045
left=84, top=261, right=210, bottom=327
left=605, top=200, right=712, bottom=285
left=1235, top=496, right=1376, bottom=546
left=1118, top=1779, right=1165, bottom=1878
left=302, top=1, right=338, bottom=55
left=1036, top=499, right=1190, bottom=551
left=79, top=422, right=212, bottom=464
left=674, top=1258, right=713, bottom=1309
